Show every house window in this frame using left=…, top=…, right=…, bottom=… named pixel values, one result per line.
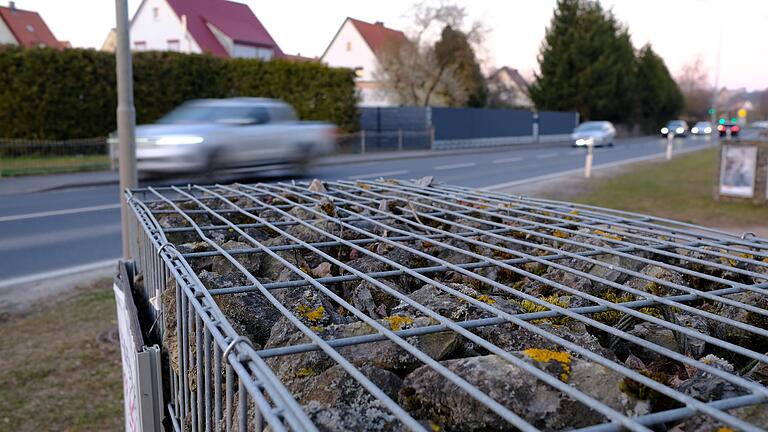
left=346, top=41, right=351, bottom=51
left=153, top=7, right=159, bottom=20
left=134, top=41, right=146, bottom=51
left=354, top=67, right=364, bottom=77
left=167, top=39, right=180, bottom=52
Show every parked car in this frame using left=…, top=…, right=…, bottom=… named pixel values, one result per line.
left=132, top=98, right=337, bottom=176
left=660, top=120, right=688, bottom=137
left=690, top=121, right=712, bottom=135
left=571, top=121, right=616, bottom=147
left=717, top=123, right=740, bottom=138
left=751, top=120, right=768, bottom=129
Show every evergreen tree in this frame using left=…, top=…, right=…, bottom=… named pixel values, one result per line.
left=635, top=44, right=683, bottom=131
left=434, top=25, right=488, bottom=107
left=529, top=0, right=637, bottom=123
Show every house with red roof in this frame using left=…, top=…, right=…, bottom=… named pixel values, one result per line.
left=0, top=2, right=66, bottom=49
left=321, top=18, right=407, bottom=106
left=128, top=0, right=283, bottom=59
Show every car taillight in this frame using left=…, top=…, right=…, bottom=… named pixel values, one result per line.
left=717, top=125, right=725, bottom=131
left=732, top=126, right=740, bottom=132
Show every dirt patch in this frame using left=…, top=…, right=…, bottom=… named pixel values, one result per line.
left=0, top=278, right=122, bottom=431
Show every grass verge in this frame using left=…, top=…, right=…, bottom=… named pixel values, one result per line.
left=0, top=279, right=122, bottom=431
left=546, top=148, right=768, bottom=229
left=0, top=155, right=110, bottom=177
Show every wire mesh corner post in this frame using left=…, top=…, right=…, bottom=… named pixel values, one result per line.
left=126, top=178, right=768, bottom=432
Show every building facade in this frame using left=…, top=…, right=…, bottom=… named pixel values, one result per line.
left=321, top=18, right=406, bottom=107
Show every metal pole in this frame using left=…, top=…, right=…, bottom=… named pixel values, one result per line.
left=710, top=8, right=724, bottom=128
left=666, top=132, right=673, bottom=160
left=430, top=126, right=435, bottom=149
left=360, top=129, right=366, bottom=154
left=115, top=0, right=137, bottom=259
left=398, top=128, right=403, bottom=152
left=584, top=144, right=593, bottom=178
left=532, top=111, right=540, bottom=144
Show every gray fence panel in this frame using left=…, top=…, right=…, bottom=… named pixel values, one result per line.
left=431, top=107, right=533, bottom=140
left=359, top=107, right=431, bottom=150
left=539, top=111, right=578, bottom=135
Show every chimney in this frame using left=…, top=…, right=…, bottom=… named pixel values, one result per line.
left=181, top=14, right=187, bottom=31
left=9, top=1, right=16, bottom=11
left=375, top=21, right=384, bottom=26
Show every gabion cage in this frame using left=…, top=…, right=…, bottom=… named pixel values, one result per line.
left=126, top=178, right=768, bottom=432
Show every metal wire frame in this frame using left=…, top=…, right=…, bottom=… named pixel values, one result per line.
left=125, top=178, right=768, bottom=432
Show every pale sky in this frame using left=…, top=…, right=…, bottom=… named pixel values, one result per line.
left=8, top=0, right=768, bottom=90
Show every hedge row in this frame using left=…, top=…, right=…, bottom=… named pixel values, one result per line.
left=0, top=47, right=359, bottom=139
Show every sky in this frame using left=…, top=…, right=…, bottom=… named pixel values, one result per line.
left=8, top=0, right=768, bottom=91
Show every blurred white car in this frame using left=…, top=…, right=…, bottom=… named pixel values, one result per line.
left=571, top=121, right=616, bottom=147
left=132, top=98, right=337, bottom=176
left=752, top=120, right=768, bottom=129
left=690, top=121, right=712, bottom=135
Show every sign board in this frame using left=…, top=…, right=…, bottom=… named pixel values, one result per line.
left=114, top=261, right=164, bottom=432
left=719, top=145, right=758, bottom=198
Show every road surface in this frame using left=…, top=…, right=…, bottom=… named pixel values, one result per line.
left=0, top=134, right=723, bottom=282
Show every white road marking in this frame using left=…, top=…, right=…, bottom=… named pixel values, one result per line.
left=0, top=259, right=118, bottom=290
left=348, top=170, right=408, bottom=180
left=483, top=143, right=715, bottom=191
left=492, top=157, right=523, bottom=164
left=0, top=203, right=120, bottom=223
left=434, top=162, right=476, bottom=171
left=535, top=153, right=559, bottom=159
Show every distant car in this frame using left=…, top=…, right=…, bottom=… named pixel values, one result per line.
left=131, top=98, right=337, bottom=176
left=752, top=120, right=768, bottom=129
left=571, top=121, right=616, bottom=147
left=690, top=121, right=712, bottom=135
left=660, top=120, right=688, bottom=137
left=717, top=123, right=740, bottom=138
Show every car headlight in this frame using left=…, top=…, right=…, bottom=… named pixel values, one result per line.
left=155, top=135, right=205, bottom=145
left=691, top=127, right=699, bottom=133
left=661, top=127, right=669, bottom=134
left=704, top=127, right=711, bottom=133
left=676, top=127, right=684, bottom=134
left=576, top=137, right=594, bottom=145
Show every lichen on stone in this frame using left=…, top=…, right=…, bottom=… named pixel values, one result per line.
left=523, top=348, right=572, bottom=382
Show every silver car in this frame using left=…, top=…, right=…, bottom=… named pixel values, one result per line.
left=690, top=121, right=712, bottom=135
left=133, top=98, right=337, bottom=176
left=571, top=121, right=616, bottom=147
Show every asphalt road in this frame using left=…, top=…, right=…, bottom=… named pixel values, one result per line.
left=0, top=134, right=723, bottom=282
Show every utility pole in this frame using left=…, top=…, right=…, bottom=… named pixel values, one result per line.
left=115, top=0, right=137, bottom=259
left=710, top=6, right=724, bottom=128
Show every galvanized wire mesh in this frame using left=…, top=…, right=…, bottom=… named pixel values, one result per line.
left=126, top=178, right=768, bottom=432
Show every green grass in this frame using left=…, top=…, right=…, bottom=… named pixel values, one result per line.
left=556, top=148, right=768, bottom=229
left=0, top=280, right=123, bottom=431
left=0, top=154, right=110, bottom=177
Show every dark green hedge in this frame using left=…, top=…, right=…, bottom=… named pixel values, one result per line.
left=0, top=47, right=358, bottom=139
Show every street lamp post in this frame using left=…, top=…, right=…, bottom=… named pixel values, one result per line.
left=115, top=0, right=137, bottom=259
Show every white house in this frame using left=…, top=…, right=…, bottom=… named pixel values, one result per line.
left=0, top=1, right=66, bottom=49
left=126, top=0, right=283, bottom=59
left=487, top=66, right=533, bottom=109
left=321, top=18, right=406, bottom=107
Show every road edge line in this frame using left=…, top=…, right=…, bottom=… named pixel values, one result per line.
left=0, top=259, right=118, bottom=290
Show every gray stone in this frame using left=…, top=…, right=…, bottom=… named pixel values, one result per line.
left=400, top=353, right=647, bottom=431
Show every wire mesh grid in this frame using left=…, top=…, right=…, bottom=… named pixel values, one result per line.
left=126, top=177, right=768, bottom=432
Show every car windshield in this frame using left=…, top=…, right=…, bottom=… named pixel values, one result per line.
left=695, top=122, right=710, bottom=127
left=157, top=104, right=268, bottom=125
left=667, top=121, right=685, bottom=127
left=575, top=122, right=605, bottom=131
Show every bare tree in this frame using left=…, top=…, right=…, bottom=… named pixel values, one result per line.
left=374, top=1, right=486, bottom=106
left=676, top=56, right=711, bottom=119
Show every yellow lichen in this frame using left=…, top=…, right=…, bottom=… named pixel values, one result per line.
left=295, top=367, right=316, bottom=378
left=297, top=305, right=326, bottom=323
left=593, top=229, right=622, bottom=241
left=355, top=181, right=371, bottom=190
left=553, top=230, right=569, bottom=239
left=430, top=423, right=441, bottom=432
left=519, top=295, right=570, bottom=325
left=523, top=348, right=572, bottom=382
left=738, top=253, right=754, bottom=260
left=717, top=428, right=735, bottom=432
left=384, top=315, right=414, bottom=331
left=477, top=295, right=496, bottom=305
left=309, top=325, right=324, bottom=332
